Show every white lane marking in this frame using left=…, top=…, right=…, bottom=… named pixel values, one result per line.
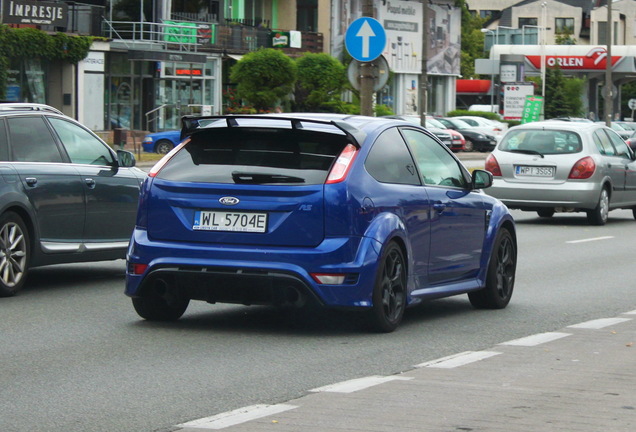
left=310, top=375, right=412, bottom=393
left=568, top=317, right=632, bottom=329
left=414, top=351, right=501, bottom=369
left=624, top=310, right=636, bottom=315
left=499, top=332, right=572, bottom=347
left=566, top=236, right=614, bottom=244
left=178, top=404, right=297, bottom=429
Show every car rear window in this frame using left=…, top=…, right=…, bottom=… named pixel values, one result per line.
left=499, top=129, right=582, bottom=154
left=156, top=127, right=349, bottom=184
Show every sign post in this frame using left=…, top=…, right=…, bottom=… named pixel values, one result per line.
left=345, top=17, right=387, bottom=116
left=628, top=98, right=636, bottom=122
left=521, top=95, right=544, bottom=124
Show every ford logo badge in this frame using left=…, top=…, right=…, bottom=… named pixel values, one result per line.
left=219, top=196, right=240, bottom=205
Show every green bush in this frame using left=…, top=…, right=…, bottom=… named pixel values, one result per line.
left=294, top=53, right=346, bottom=112
left=230, top=48, right=297, bottom=112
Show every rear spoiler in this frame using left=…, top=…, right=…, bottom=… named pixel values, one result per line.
left=180, top=114, right=366, bottom=148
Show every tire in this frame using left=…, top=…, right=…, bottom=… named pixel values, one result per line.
left=0, top=212, right=30, bottom=297
left=468, top=228, right=516, bottom=309
left=537, top=208, right=555, bottom=218
left=368, top=241, right=407, bottom=333
left=463, top=139, right=474, bottom=152
left=132, top=286, right=189, bottom=321
left=155, top=140, right=174, bottom=154
left=586, top=187, right=609, bottom=225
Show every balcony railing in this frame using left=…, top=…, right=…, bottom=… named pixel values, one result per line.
left=103, top=20, right=323, bottom=55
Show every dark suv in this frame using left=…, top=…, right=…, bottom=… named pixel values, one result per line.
left=0, top=103, right=145, bottom=296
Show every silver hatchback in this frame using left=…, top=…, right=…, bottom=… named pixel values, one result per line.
left=485, top=121, right=636, bottom=225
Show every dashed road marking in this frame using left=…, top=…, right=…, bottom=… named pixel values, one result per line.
left=414, top=350, right=501, bottom=369
left=178, top=404, right=297, bottom=430
left=568, top=317, right=632, bottom=329
left=310, top=375, right=413, bottom=393
left=566, top=236, right=614, bottom=244
left=499, top=332, right=572, bottom=346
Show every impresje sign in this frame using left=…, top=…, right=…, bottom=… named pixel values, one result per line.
left=2, top=0, right=68, bottom=28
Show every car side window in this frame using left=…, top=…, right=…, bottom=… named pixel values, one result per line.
left=604, top=129, right=631, bottom=159
left=49, top=117, right=114, bottom=166
left=0, top=119, right=8, bottom=161
left=401, top=128, right=467, bottom=188
left=593, top=130, right=615, bottom=156
left=7, top=116, right=64, bottom=163
left=365, top=127, right=420, bottom=185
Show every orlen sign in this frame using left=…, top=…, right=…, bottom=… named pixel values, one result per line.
left=527, top=47, right=621, bottom=71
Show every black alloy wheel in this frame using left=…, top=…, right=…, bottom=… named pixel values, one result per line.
left=468, top=228, right=516, bottom=309
left=369, top=241, right=407, bottom=332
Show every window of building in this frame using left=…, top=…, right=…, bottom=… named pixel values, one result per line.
left=518, top=17, right=538, bottom=27
left=555, top=18, right=574, bottom=34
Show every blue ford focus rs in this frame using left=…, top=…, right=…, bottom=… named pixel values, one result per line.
left=126, top=114, right=517, bottom=332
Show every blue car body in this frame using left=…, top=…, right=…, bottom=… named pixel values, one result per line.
left=141, top=130, right=180, bottom=153
left=126, top=114, right=517, bottom=331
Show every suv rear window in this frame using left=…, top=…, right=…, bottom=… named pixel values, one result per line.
left=156, top=127, right=349, bottom=185
left=499, top=129, right=582, bottom=155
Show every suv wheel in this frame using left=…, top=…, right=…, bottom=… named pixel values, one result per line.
left=0, top=212, right=30, bottom=297
left=368, top=241, right=407, bottom=332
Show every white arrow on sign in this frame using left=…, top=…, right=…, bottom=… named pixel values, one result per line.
left=356, top=20, right=376, bottom=59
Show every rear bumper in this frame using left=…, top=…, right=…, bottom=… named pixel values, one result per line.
left=125, top=228, right=382, bottom=308
left=487, top=179, right=601, bottom=210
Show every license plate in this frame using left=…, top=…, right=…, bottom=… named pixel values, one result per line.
left=515, top=165, right=555, bottom=177
left=193, top=210, right=268, bottom=233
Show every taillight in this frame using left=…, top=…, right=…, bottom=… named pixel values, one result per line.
left=148, top=139, right=189, bottom=178
left=326, top=144, right=358, bottom=184
left=485, top=154, right=502, bottom=176
left=568, top=156, right=596, bottom=179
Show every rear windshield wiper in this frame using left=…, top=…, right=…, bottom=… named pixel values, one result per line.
left=231, top=171, right=305, bottom=184
left=509, top=149, right=545, bottom=158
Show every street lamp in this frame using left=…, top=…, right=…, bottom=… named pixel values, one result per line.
left=541, top=2, right=547, bottom=99
left=481, top=28, right=496, bottom=112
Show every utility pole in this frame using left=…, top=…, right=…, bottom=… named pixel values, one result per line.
left=360, top=0, right=375, bottom=116
left=419, top=1, right=428, bottom=127
left=604, top=0, right=613, bottom=126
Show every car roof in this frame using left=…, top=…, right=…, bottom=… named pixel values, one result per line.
left=0, top=102, right=64, bottom=115
left=510, top=120, right=601, bottom=132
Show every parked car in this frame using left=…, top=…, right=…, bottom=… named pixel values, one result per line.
left=593, top=121, right=633, bottom=140
left=626, top=130, right=636, bottom=150
left=382, top=115, right=464, bottom=152
left=0, top=103, right=145, bottom=296
left=548, top=117, right=593, bottom=123
left=450, top=115, right=508, bottom=142
left=485, top=120, right=636, bottom=225
left=436, top=117, right=498, bottom=152
left=142, top=130, right=180, bottom=154
left=126, top=114, right=517, bottom=332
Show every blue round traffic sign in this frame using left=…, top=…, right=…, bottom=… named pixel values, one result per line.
left=345, top=17, right=386, bottom=62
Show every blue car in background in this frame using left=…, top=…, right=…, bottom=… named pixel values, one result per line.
left=142, top=130, right=180, bottom=154
left=126, top=114, right=517, bottom=332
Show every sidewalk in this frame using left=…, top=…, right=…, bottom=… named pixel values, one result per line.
left=175, top=311, right=635, bottom=432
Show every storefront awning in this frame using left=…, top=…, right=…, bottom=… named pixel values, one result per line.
left=128, top=50, right=208, bottom=64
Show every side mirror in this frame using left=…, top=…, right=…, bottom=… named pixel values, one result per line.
left=116, top=150, right=136, bottom=168
left=472, top=169, right=493, bottom=189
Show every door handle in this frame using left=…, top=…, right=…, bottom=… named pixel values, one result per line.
left=433, top=202, right=446, bottom=212
left=25, top=177, right=37, bottom=187
left=84, top=178, right=96, bottom=189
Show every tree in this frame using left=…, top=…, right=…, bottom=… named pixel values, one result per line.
left=544, top=66, right=570, bottom=118
left=230, top=49, right=297, bottom=112
left=459, top=0, right=488, bottom=79
left=294, top=53, right=346, bottom=112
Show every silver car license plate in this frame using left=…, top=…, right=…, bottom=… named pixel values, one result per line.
left=515, top=165, right=555, bottom=177
left=193, top=210, right=268, bottom=233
